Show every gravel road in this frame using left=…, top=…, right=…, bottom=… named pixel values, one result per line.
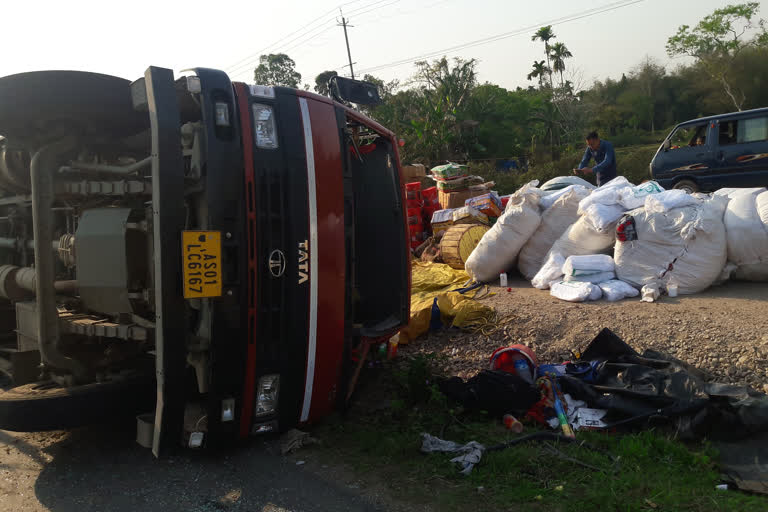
left=403, top=278, right=768, bottom=391
left=0, top=423, right=385, bottom=512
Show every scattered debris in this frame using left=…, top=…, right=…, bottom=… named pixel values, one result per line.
left=280, top=429, right=319, bottom=455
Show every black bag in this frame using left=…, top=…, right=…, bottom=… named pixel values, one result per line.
left=439, top=370, right=541, bottom=417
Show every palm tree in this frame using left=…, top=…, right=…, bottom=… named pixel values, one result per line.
left=549, top=42, right=573, bottom=88
left=526, top=60, right=550, bottom=89
left=531, top=26, right=556, bottom=89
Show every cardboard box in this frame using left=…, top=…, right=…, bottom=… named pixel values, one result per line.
left=431, top=208, right=456, bottom=236
left=452, top=206, right=489, bottom=226
left=465, top=192, right=502, bottom=218
left=439, top=186, right=488, bottom=209
left=402, top=164, right=426, bottom=181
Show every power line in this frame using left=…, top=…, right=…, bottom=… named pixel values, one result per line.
left=281, top=0, right=399, bottom=59
left=354, top=0, right=645, bottom=75
left=354, top=0, right=450, bottom=27
left=225, top=0, right=393, bottom=77
left=224, top=0, right=371, bottom=73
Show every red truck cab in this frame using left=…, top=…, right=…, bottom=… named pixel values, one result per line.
left=0, top=67, right=410, bottom=456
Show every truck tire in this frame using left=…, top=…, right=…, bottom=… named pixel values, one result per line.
left=0, top=376, right=154, bottom=432
left=673, top=179, right=699, bottom=193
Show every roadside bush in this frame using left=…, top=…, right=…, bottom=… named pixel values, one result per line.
left=469, top=144, right=658, bottom=195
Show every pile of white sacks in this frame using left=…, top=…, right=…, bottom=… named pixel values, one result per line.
left=463, top=175, right=767, bottom=302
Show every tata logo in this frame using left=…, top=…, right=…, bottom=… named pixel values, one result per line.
left=268, top=250, right=286, bottom=278
left=298, top=240, right=309, bottom=285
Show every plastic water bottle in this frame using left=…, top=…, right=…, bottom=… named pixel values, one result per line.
left=499, top=273, right=508, bottom=287
left=513, top=358, right=532, bottom=383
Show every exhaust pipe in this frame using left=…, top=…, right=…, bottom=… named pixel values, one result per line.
left=30, top=137, right=87, bottom=380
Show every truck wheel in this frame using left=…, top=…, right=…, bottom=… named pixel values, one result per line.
left=673, top=179, right=699, bottom=194
left=0, top=376, right=154, bottom=431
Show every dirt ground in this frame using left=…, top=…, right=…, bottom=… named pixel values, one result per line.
left=1, top=278, right=767, bottom=511
left=402, top=277, right=768, bottom=391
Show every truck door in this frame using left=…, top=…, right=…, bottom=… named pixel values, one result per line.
left=715, top=114, right=768, bottom=187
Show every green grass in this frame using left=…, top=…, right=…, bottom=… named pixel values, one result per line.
left=469, top=144, right=660, bottom=196
left=313, top=356, right=768, bottom=512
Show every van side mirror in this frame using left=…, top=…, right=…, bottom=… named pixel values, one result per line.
left=329, top=76, right=382, bottom=106
left=662, top=139, right=671, bottom=151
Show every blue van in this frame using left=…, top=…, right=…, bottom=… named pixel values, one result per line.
left=650, top=107, right=768, bottom=192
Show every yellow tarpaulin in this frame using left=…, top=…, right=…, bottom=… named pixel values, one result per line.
left=400, top=261, right=496, bottom=343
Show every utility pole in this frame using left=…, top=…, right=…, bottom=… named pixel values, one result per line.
left=338, top=10, right=355, bottom=80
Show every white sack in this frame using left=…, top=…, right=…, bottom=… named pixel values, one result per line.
left=715, top=187, right=766, bottom=200
left=598, top=280, right=640, bottom=302
left=614, top=196, right=727, bottom=294
left=518, top=187, right=589, bottom=280
left=713, top=262, right=738, bottom=286
left=465, top=183, right=542, bottom=283
left=564, top=271, right=616, bottom=284
left=550, top=281, right=593, bottom=302
left=541, top=176, right=596, bottom=191
left=724, top=189, right=768, bottom=281
left=757, top=191, right=768, bottom=226
left=582, top=203, right=626, bottom=232
left=563, top=254, right=615, bottom=276
left=644, top=190, right=699, bottom=212
left=531, top=252, right=565, bottom=289
left=546, top=216, right=616, bottom=262
left=578, top=188, right=621, bottom=214
left=539, top=185, right=590, bottom=210
left=599, top=176, right=633, bottom=190
left=588, top=284, right=603, bottom=301
left=617, top=181, right=664, bottom=210
left=641, top=284, right=661, bottom=303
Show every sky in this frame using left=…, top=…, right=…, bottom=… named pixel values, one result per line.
left=0, top=0, right=762, bottom=93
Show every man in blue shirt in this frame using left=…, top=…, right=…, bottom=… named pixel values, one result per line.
left=575, top=131, right=617, bottom=187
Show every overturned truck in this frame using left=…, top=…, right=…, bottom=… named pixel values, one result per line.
left=0, top=68, right=410, bottom=455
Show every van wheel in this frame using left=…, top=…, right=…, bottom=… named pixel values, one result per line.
left=673, top=179, right=699, bottom=194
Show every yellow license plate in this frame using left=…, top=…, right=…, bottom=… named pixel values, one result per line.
left=182, top=231, right=222, bottom=299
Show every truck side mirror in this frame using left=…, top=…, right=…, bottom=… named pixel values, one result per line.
left=330, top=77, right=382, bottom=106
left=662, top=139, right=671, bottom=151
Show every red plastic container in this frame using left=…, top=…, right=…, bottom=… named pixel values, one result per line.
left=500, top=195, right=511, bottom=209
left=405, top=182, right=422, bottom=200
left=407, top=207, right=423, bottom=225
left=422, top=186, right=439, bottom=207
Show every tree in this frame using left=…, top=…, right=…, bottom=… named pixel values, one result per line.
left=549, top=42, right=573, bottom=88
left=529, top=95, right=560, bottom=158
left=630, top=56, right=666, bottom=132
left=666, top=2, right=767, bottom=111
left=394, top=57, right=479, bottom=162
left=527, top=60, right=550, bottom=88
left=313, top=70, right=338, bottom=96
left=253, top=53, right=302, bottom=88
left=532, top=26, right=556, bottom=89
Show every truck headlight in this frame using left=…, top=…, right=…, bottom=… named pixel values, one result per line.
left=255, top=374, right=280, bottom=416
left=252, top=104, right=278, bottom=149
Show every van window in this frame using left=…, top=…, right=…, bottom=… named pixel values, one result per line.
left=739, top=117, right=768, bottom=143
left=669, top=123, right=707, bottom=149
left=719, top=116, right=768, bottom=145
